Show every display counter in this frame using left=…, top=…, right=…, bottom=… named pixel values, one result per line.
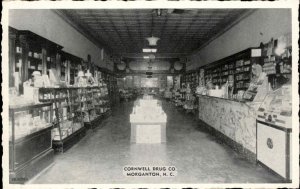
left=130, top=98, right=167, bottom=143
left=198, top=95, right=260, bottom=160
left=9, top=102, right=54, bottom=183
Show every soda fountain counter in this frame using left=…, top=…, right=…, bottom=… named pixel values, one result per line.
left=198, top=95, right=260, bottom=161
left=197, top=82, right=293, bottom=178
left=197, top=73, right=269, bottom=161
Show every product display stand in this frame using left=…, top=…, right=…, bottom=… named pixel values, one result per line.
left=9, top=102, right=54, bottom=184
left=130, top=99, right=167, bottom=143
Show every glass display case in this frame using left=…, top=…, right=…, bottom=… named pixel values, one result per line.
left=257, top=84, right=292, bottom=127
left=9, top=102, right=54, bottom=183
left=39, top=87, right=86, bottom=152
left=256, top=84, right=292, bottom=182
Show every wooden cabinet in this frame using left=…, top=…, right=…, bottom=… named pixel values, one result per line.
left=60, top=51, right=82, bottom=85
left=9, top=27, right=18, bottom=88
left=9, top=27, right=63, bottom=94
left=257, top=121, right=292, bottom=182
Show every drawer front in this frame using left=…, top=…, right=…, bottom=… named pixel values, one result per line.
left=257, top=122, right=287, bottom=178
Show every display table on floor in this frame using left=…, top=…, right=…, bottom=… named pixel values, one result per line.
left=130, top=122, right=166, bottom=143
left=130, top=98, right=167, bottom=143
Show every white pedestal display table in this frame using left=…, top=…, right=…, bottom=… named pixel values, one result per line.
left=130, top=97, right=167, bottom=143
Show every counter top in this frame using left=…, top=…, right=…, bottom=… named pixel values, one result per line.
left=197, top=94, right=262, bottom=111
left=197, top=94, right=246, bottom=103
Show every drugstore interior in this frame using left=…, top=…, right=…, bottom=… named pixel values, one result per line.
left=7, top=9, right=295, bottom=184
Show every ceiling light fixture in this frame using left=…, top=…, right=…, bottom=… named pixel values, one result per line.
left=143, top=48, right=157, bottom=53
left=146, top=12, right=160, bottom=46
left=146, top=36, right=160, bottom=46
left=148, top=54, right=155, bottom=60
left=156, top=9, right=162, bottom=17
left=143, top=54, right=155, bottom=60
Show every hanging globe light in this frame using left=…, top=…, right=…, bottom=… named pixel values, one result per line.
left=174, top=61, right=183, bottom=71
left=116, top=61, right=126, bottom=71
left=148, top=54, right=155, bottom=60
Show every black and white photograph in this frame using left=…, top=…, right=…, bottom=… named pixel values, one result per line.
left=1, top=1, right=299, bottom=188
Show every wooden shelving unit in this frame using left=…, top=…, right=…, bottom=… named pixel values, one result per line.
left=9, top=27, right=63, bottom=94
left=59, top=51, right=82, bottom=85
left=95, top=67, right=119, bottom=107
left=203, top=48, right=262, bottom=94
left=183, top=70, right=199, bottom=93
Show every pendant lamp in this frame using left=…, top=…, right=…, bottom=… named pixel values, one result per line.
left=146, top=36, right=160, bottom=46
left=146, top=11, right=160, bottom=46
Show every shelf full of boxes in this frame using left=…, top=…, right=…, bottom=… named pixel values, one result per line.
left=82, top=86, right=110, bottom=129
left=202, top=47, right=263, bottom=101
left=95, top=67, right=119, bottom=109
left=178, top=71, right=199, bottom=113
left=183, top=70, right=199, bottom=94
left=38, top=87, right=86, bottom=153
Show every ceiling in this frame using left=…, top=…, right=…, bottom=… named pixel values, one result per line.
left=56, top=9, right=252, bottom=60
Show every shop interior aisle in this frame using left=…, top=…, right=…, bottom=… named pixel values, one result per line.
left=29, top=100, right=282, bottom=184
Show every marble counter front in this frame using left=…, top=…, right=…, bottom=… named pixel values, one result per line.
left=198, top=95, right=260, bottom=154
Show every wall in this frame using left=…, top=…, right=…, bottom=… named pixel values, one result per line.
left=187, top=9, right=292, bottom=70
left=9, top=9, right=113, bottom=70
left=118, top=75, right=167, bottom=89
left=128, top=60, right=171, bottom=71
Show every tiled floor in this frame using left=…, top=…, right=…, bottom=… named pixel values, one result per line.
left=30, top=100, right=282, bottom=184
